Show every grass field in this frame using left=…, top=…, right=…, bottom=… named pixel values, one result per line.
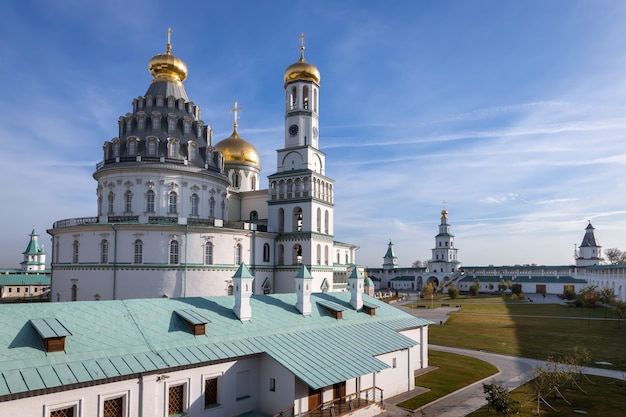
left=396, top=350, right=498, bottom=410
left=426, top=296, right=626, bottom=371
left=467, top=374, right=626, bottom=416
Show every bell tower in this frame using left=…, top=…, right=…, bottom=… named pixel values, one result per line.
left=268, top=34, right=334, bottom=293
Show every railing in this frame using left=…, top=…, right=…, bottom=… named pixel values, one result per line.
left=53, top=217, right=99, bottom=228
left=288, top=386, right=383, bottom=417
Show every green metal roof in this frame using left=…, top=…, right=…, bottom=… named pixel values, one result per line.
left=0, top=273, right=50, bottom=286
left=0, top=292, right=431, bottom=396
left=458, top=275, right=587, bottom=284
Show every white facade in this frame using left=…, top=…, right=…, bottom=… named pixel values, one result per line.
left=48, top=37, right=358, bottom=302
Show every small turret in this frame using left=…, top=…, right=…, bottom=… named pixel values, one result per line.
left=232, top=263, right=254, bottom=321
left=295, top=264, right=313, bottom=315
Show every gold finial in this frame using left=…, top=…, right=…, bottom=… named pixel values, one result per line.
left=166, top=28, right=172, bottom=54
left=229, top=100, right=243, bottom=129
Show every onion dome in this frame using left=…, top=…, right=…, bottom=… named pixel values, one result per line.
left=148, top=28, right=188, bottom=83
left=441, top=209, right=448, bottom=219
left=284, top=34, right=320, bottom=87
left=213, top=101, right=261, bottom=169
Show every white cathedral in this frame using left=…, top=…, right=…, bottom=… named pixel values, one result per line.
left=48, top=35, right=357, bottom=302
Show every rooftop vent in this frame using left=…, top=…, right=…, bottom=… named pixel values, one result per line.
left=175, top=309, right=210, bottom=336
left=30, top=318, right=72, bottom=353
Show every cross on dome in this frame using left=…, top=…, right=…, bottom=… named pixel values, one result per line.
left=229, top=100, right=243, bottom=129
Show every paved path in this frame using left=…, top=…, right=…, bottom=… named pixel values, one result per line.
left=380, top=303, right=626, bottom=416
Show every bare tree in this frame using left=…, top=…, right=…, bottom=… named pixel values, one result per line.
left=412, top=260, right=422, bottom=267
left=605, top=248, right=626, bottom=264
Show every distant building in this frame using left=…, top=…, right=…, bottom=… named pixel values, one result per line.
left=0, top=265, right=431, bottom=417
left=0, top=227, right=50, bottom=301
left=367, top=212, right=626, bottom=301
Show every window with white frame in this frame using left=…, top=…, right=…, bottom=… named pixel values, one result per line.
left=48, top=403, right=78, bottom=417
left=108, top=191, right=115, bottom=214
left=152, top=114, right=160, bottom=130
left=72, top=240, right=79, bottom=264
left=263, top=243, right=270, bottom=262
left=101, top=393, right=126, bottom=417
left=146, top=190, right=155, bottom=212
left=204, top=376, right=219, bottom=409
left=100, top=239, right=109, bottom=264
left=209, top=197, right=215, bottom=218
left=125, top=190, right=133, bottom=213
left=168, top=140, right=179, bottom=158
left=188, top=143, right=197, bottom=161
left=168, top=192, right=178, bottom=214
left=127, top=139, right=137, bottom=156
left=134, top=240, right=143, bottom=264
left=168, top=116, right=176, bottom=133
left=234, top=243, right=242, bottom=265
left=148, top=140, right=157, bottom=156
left=167, top=383, right=186, bottom=416
left=169, top=240, right=179, bottom=264
left=205, top=242, right=214, bottom=265
left=190, top=193, right=199, bottom=216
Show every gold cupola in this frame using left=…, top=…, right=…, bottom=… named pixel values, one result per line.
left=284, top=33, right=320, bottom=87
left=148, top=28, right=188, bottom=83
left=213, top=101, right=261, bottom=169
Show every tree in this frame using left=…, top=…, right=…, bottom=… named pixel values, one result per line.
left=511, top=283, right=523, bottom=296
left=469, top=279, right=480, bottom=296
left=576, top=285, right=598, bottom=308
left=412, top=260, right=422, bottom=268
left=483, top=380, right=520, bottom=416
left=448, top=282, right=459, bottom=299
left=598, top=286, right=616, bottom=305
left=605, top=248, right=626, bottom=264
left=423, top=283, right=435, bottom=296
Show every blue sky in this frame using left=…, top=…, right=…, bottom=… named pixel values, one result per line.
left=1, top=1, right=625, bottom=268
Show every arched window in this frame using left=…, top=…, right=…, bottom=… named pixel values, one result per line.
left=108, top=191, right=115, bottom=214
left=72, top=240, right=79, bottom=264
left=290, top=86, right=297, bottom=110
left=324, top=210, right=329, bottom=234
left=205, top=242, right=213, bottom=265
left=148, top=139, right=157, bottom=156
left=125, top=190, right=133, bottom=213
left=345, top=253, right=349, bottom=264
left=227, top=284, right=234, bottom=296
left=169, top=240, right=179, bottom=264
left=191, top=193, right=199, bottom=216
left=71, top=284, right=77, bottom=302
left=235, top=243, right=242, bottom=265
left=209, top=197, right=215, bottom=218
left=233, top=172, right=240, bottom=188
left=316, top=244, right=321, bottom=264
left=314, top=88, right=318, bottom=112
left=278, top=244, right=284, bottom=265
left=303, top=85, right=309, bottom=109
left=128, top=139, right=137, bottom=156
left=146, top=190, right=155, bottom=212
left=316, top=208, right=321, bottom=232
left=189, top=143, right=197, bottom=161
left=250, top=211, right=258, bottom=221
left=324, top=245, right=329, bottom=265
left=100, top=240, right=109, bottom=264
left=293, top=244, right=302, bottom=265
left=293, top=207, right=303, bottom=232
left=168, top=192, right=177, bottom=214
left=168, top=139, right=178, bottom=158
left=263, top=243, right=270, bottom=262
left=134, top=240, right=143, bottom=264
left=278, top=208, right=285, bottom=233
left=337, top=252, right=340, bottom=264
left=250, top=176, right=256, bottom=191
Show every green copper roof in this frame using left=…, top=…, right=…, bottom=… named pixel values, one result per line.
left=0, top=292, right=431, bottom=396
left=0, top=273, right=50, bottom=286
left=458, top=275, right=587, bottom=284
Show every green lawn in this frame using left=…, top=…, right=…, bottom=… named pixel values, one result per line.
left=396, top=350, right=498, bottom=410
left=467, top=375, right=626, bottom=416
left=427, top=298, right=626, bottom=371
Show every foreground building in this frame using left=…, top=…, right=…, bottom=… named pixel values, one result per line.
left=0, top=265, right=431, bottom=417
left=48, top=34, right=357, bottom=301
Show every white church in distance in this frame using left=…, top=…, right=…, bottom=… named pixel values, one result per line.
left=48, top=34, right=357, bottom=302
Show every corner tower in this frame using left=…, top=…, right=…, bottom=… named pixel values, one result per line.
left=268, top=34, right=334, bottom=293
left=576, top=221, right=604, bottom=266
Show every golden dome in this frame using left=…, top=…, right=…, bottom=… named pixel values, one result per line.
left=214, top=128, right=261, bottom=168
left=284, top=36, right=320, bottom=87
left=148, top=29, right=188, bottom=83
left=441, top=209, right=448, bottom=219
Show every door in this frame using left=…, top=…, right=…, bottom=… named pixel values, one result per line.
left=308, top=387, right=322, bottom=411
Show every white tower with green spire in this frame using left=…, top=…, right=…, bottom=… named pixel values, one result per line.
left=21, top=227, right=46, bottom=271
left=576, top=221, right=604, bottom=266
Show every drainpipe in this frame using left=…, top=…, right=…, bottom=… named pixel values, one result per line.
left=184, top=223, right=189, bottom=297
left=110, top=223, right=118, bottom=300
